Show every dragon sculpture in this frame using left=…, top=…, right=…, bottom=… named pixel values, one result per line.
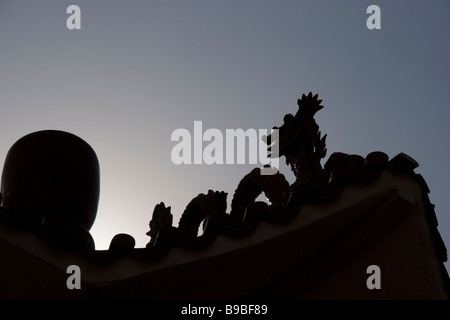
left=147, top=92, right=329, bottom=247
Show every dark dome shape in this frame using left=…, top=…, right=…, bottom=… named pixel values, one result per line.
left=1, top=130, right=100, bottom=231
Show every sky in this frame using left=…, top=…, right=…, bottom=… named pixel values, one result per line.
left=0, top=1, right=449, bottom=271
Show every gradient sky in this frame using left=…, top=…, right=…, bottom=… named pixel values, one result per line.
left=0, top=1, right=449, bottom=271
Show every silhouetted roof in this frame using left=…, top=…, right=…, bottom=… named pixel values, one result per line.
left=1, top=151, right=448, bottom=299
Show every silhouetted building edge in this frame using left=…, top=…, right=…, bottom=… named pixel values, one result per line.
left=0, top=168, right=448, bottom=299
